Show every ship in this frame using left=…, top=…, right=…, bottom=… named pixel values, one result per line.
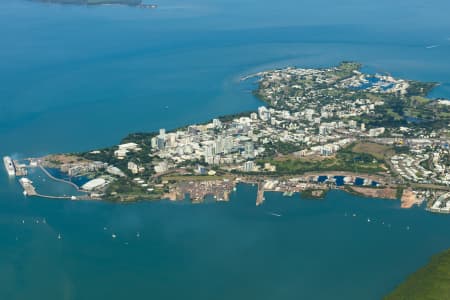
left=3, top=156, right=16, bottom=176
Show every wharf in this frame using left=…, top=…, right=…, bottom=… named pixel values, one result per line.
left=19, top=178, right=37, bottom=196
left=256, top=183, right=265, bottom=206
left=14, top=160, right=28, bottom=176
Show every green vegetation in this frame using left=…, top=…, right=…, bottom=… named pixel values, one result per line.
left=258, top=145, right=384, bottom=175
left=301, top=189, right=327, bottom=199
left=106, top=178, right=163, bottom=201
left=264, top=141, right=306, bottom=156
left=121, top=132, right=156, bottom=147
left=354, top=83, right=450, bottom=131
left=351, top=142, right=395, bottom=161
left=329, top=61, right=362, bottom=79
left=384, top=249, right=450, bottom=300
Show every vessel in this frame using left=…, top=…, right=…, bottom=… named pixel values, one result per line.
left=3, top=156, right=16, bottom=176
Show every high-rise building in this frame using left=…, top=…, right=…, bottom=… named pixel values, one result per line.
left=258, top=106, right=271, bottom=121
left=213, top=118, right=222, bottom=128
left=223, top=137, right=233, bottom=154
left=245, top=142, right=255, bottom=158
left=151, top=137, right=158, bottom=149
left=243, top=161, right=254, bottom=172
left=157, top=137, right=165, bottom=150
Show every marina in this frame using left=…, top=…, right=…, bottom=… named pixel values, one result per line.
left=3, top=158, right=90, bottom=200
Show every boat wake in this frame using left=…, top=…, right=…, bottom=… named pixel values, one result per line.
left=268, top=212, right=282, bottom=217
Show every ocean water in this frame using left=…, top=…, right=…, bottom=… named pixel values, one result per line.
left=1, top=0, right=450, bottom=299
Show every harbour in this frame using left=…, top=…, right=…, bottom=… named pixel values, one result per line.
left=0, top=0, right=450, bottom=298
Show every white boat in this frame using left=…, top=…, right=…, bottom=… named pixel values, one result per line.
left=3, top=156, right=16, bottom=176
left=269, top=212, right=282, bottom=217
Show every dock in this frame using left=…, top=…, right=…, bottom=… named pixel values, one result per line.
left=19, top=178, right=37, bottom=196
left=14, top=160, right=27, bottom=176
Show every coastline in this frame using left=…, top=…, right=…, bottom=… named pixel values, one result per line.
left=6, top=62, right=450, bottom=214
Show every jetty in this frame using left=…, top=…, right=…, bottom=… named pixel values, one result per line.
left=256, top=183, right=265, bottom=206
left=19, top=178, right=37, bottom=196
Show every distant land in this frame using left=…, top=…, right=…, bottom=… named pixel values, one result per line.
left=33, top=0, right=157, bottom=8
left=385, top=248, right=450, bottom=299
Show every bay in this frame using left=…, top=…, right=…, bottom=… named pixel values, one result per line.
left=1, top=0, right=450, bottom=299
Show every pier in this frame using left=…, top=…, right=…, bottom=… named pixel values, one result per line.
left=19, top=178, right=37, bottom=196
left=18, top=177, right=82, bottom=200
left=256, top=183, right=265, bottom=206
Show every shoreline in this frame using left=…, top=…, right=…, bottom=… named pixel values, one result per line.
left=7, top=62, right=450, bottom=214
left=21, top=162, right=412, bottom=206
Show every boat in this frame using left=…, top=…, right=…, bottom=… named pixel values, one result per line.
left=269, top=212, right=282, bottom=217
left=3, top=156, right=16, bottom=176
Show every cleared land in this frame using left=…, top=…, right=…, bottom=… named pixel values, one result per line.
left=348, top=186, right=397, bottom=200
left=351, top=142, right=395, bottom=161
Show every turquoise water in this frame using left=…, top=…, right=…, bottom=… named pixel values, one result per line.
left=1, top=0, right=450, bottom=298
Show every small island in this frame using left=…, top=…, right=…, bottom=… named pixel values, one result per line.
left=5, top=62, right=450, bottom=214
left=34, top=0, right=157, bottom=9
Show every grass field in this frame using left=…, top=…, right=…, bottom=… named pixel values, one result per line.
left=351, top=142, right=395, bottom=161
left=259, top=145, right=385, bottom=175
left=384, top=249, right=450, bottom=300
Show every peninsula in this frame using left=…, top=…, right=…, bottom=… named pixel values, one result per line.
left=8, top=62, right=450, bottom=213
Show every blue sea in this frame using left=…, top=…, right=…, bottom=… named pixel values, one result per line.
left=1, top=0, right=450, bottom=299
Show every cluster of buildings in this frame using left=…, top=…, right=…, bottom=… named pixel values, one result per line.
left=60, top=160, right=107, bottom=177
left=254, top=65, right=389, bottom=116
left=146, top=102, right=387, bottom=174
left=391, top=143, right=450, bottom=185
left=430, top=192, right=450, bottom=213
left=39, top=64, right=449, bottom=212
